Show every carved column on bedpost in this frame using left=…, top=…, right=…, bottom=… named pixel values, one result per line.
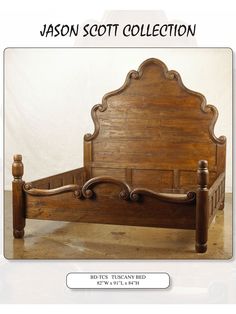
left=195, top=160, right=209, bottom=253
left=12, top=154, right=25, bottom=238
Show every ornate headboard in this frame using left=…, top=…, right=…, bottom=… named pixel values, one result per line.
left=84, top=58, right=226, bottom=191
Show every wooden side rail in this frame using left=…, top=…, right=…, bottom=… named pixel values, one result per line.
left=208, top=172, right=225, bottom=195
left=208, top=172, right=225, bottom=220
left=29, top=167, right=86, bottom=189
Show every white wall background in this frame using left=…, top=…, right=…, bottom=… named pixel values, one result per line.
left=4, top=48, right=232, bottom=191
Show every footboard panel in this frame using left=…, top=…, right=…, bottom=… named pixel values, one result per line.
left=25, top=185, right=196, bottom=230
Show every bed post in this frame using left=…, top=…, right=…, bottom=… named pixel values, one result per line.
left=12, top=154, right=25, bottom=238
left=195, top=160, right=209, bottom=253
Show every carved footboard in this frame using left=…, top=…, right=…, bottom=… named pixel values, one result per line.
left=13, top=154, right=195, bottom=236
left=23, top=175, right=196, bottom=230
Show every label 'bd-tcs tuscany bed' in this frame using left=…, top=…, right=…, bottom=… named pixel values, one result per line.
left=12, top=58, right=226, bottom=253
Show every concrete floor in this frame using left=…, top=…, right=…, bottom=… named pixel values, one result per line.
left=4, top=192, right=232, bottom=259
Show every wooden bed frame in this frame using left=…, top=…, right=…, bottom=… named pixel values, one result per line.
left=12, top=58, right=226, bottom=253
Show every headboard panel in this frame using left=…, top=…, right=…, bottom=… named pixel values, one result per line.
left=84, top=58, right=226, bottom=190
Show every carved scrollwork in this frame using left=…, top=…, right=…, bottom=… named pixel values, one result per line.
left=73, top=189, right=82, bottom=199
left=129, top=70, right=140, bottom=79
left=84, top=104, right=104, bottom=141
left=24, top=183, right=33, bottom=191
left=81, top=176, right=131, bottom=200
left=166, top=70, right=178, bottom=80
left=23, top=183, right=82, bottom=197
left=130, top=188, right=196, bottom=204
left=23, top=176, right=197, bottom=205
left=203, top=104, right=226, bottom=144
left=119, top=189, right=130, bottom=200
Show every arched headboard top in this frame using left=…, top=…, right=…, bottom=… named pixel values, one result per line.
left=84, top=58, right=226, bottom=190
left=102, top=57, right=205, bottom=108
left=85, top=58, right=225, bottom=145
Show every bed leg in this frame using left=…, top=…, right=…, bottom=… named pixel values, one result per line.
left=195, top=160, right=209, bottom=253
left=12, top=154, right=25, bottom=238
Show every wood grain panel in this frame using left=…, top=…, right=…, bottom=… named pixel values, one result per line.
left=91, top=167, right=126, bottom=196
left=93, top=142, right=216, bottom=169
left=132, top=169, right=173, bottom=190
left=92, top=167, right=126, bottom=180
left=97, top=105, right=212, bottom=141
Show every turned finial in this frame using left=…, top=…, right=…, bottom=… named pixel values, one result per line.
left=12, top=154, right=24, bottom=180
left=197, top=160, right=209, bottom=189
